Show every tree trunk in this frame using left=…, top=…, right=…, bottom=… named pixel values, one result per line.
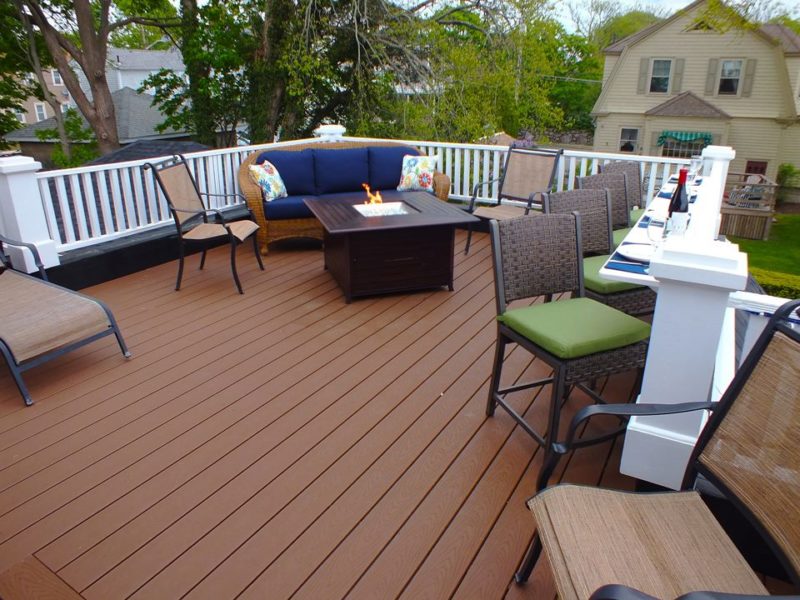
left=20, top=0, right=120, bottom=155
left=181, top=0, right=216, bottom=146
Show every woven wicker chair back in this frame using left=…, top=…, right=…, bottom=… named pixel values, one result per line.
left=495, top=213, right=580, bottom=303
left=156, top=162, right=205, bottom=226
left=500, top=149, right=560, bottom=202
left=543, top=189, right=613, bottom=256
left=577, top=172, right=629, bottom=229
left=698, top=330, right=800, bottom=576
left=601, top=161, right=643, bottom=208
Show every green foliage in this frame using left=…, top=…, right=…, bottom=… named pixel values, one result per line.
left=35, top=108, right=99, bottom=167
left=749, top=267, right=800, bottom=299
left=0, top=2, right=42, bottom=148
left=110, top=0, right=177, bottom=49
left=592, top=11, right=663, bottom=49
left=776, top=163, right=800, bottom=187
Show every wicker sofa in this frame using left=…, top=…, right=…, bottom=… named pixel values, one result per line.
left=238, top=141, right=451, bottom=254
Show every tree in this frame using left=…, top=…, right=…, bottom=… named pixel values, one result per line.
left=35, top=107, right=99, bottom=167
left=14, top=0, right=179, bottom=155
left=0, top=2, right=37, bottom=148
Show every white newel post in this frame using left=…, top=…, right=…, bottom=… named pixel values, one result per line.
left=619, top=146, right=748, bottom=490
left=313, top=124, right=346, bottom=141
left=0, top=156, right=59, bottom=271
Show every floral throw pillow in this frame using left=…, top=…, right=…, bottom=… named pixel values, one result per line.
left=397, top=155, right=438, bottom=192
left=249, top=160, right=287, bottom=201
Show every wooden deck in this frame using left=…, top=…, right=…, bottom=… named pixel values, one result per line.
left=0, top=230, right=638, bottom=599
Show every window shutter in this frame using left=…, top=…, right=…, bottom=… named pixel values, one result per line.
left=637, top=58, right=649, bottom=94
left=705, top=58, right=719, bottom=95
left=672, top=58, right=685, bottom=94
left=742, top=59, right=756, bottom=97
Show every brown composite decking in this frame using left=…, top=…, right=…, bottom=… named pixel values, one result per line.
left=0, top=230, right=638, bottom=600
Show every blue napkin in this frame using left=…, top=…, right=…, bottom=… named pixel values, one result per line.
left=606, top=260, right=649, bottom=276
left=638, top=215, right=665, bottom=229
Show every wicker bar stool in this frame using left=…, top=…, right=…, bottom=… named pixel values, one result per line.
left=577, top=172, right=632, bottom=248
left=487, top=213, right=650, bottom=492
left=543, top=188, right=656, bottom=316
left=600, top=160, right=647, bottom=223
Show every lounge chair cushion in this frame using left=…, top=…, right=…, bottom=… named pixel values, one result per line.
left=256, top=149, right=316, bottom=196
left=498, top=297, right=650, bottom=359
left=583, top=255, right=642, bottom=293
left=530, top=485, right=767, bottom=600
left=0, top=270, right=111, bottom=363
left=263, top=195, right=315, bottom=220
left=368, top=146, right=421, bottom=190
left=313, top=148, right=369, bottom=194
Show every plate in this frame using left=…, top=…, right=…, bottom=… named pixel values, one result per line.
left=616, top=243, right=656, bottom=263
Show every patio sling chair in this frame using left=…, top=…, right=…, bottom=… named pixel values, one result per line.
left=600, top=160, right=647, bottom=223
left=514, top=299, right=800, bottom=600
left=464, top=146, right=563, bottom=254
left=577, top=172, right=632, bottom=249
left=146, top=155, right=264, bottom=294
left=543, top=188, right=656, bottom=316
left=486, top=213, right=650, bottom=490
left=0, top=235, right=130, bottom=406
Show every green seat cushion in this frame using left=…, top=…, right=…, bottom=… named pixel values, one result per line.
left=630, top=207, right=646, bottom=223
left=498, top=297, right=650, bottom=359
left=583, top=255, right=643, bottom=294
left=612, top=227, right=632, bottom=249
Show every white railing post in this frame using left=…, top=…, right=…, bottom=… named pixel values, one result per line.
left=0, top=156, right=60, bottom=271
left=313, top=124, right=347, bottom=141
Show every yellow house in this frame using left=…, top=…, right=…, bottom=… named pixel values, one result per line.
left=591, top=0, right=800, bottom=180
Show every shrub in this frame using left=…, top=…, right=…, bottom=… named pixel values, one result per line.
left=749, top=267, right=800, bottom=299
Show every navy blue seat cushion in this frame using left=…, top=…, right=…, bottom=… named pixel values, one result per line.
left=256, top=149, right=316, bottom=196
left=263, top=195, right=316, bottom=220
left=368, top=146, right=421, bottom=190
left=313, top=148, right=369, bottom=195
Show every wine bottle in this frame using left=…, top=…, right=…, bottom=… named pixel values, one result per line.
left=668, top=167, right=690, bottom=235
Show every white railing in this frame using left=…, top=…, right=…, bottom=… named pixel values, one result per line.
left=27, top=135, right=690, bottom=254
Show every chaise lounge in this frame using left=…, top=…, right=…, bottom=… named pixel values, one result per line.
left=0, top=236, right=130, bottom=406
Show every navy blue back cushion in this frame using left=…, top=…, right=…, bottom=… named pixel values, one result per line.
left=256, top=149, right=316, bottom=196
left=368, top=146, right=421, bottom=190
left=263, top=195, right=315, bottom=220
left=313, top=148, right=369, bottom=194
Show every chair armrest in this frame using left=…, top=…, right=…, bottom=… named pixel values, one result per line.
left=469, top=176, right=503, bottom=212
left=0, top=234, right=47, bottom=281
left=199, top=191, right=246, bottom=203
left=432, top=172, right=451, bottom=202
left=554, top=401, right=716, bottom=455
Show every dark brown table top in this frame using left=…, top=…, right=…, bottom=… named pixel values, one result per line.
left=303, top=191, right=479, bottom=235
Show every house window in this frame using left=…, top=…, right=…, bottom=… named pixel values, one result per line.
left=718, top=59, right=743, bottom=95
left=34, top=103, right=47, bottom=122
left=745, top=160, right=768, bottom=176
left=51, top=69, right=63, bottom=85
left=60, top=102, right=69, bottom=113
left=649, top=59, right=672, bottom=93
left=661, top=139, right=707, bottom=159
left=619, top=128, right=639, bottom=152
left=14, top=109, right=25, bottom=124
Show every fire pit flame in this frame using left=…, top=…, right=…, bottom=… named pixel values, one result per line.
left=362, top=183, right=383, bottom=204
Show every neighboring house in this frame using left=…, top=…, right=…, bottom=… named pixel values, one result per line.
left=74, top=47, right=185, bottom=99
left=591, top=0, right=800, bottom=180
left=11, top=69, right=72, bottom=126
left=5, top=87, right=194, bottom=166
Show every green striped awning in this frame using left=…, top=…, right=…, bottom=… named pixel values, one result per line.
left=657, top=130, right=713, bottom=146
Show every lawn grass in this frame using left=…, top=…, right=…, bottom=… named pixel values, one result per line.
left=731, top=213, right=800, bottom=297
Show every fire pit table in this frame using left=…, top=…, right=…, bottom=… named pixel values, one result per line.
left=304, top=192, right=479, bottom=302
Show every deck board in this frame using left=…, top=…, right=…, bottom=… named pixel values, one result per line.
left=0, top=231, right=640, bottom=599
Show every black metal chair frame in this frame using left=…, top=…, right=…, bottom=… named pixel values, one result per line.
left=464, top=146, right=563, bottom=254
left=487, top=214, right=648, bottom=494
left=145, top=155, right=264, bottom=294
left=514, top=299, right=800, bottom=589
left=0, top=237, right=130, bottom=406
left=590, top=584, right=800, bottom=600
